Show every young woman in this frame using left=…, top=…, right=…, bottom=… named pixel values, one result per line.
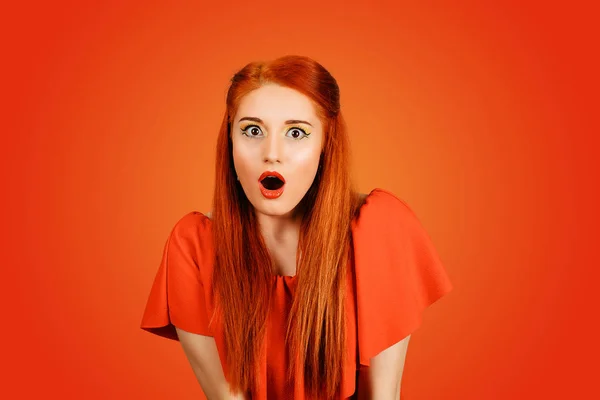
left=140, top=55, right=453, bottom=400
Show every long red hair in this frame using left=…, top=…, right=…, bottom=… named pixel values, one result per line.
left=209, top=55, right=363, bottom=399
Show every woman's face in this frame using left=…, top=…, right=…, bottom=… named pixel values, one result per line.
left=231, top=84, right=324, bottom=218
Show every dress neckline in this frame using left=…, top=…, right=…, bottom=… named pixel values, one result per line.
left=203, top=188, right=380, bottom=283
left=273, top=274, right=297, bottom=280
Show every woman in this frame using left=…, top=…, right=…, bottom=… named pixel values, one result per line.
left=140, top=55, right=453, bottom=400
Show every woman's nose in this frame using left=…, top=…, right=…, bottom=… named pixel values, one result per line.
left=263, top=133, right=282, bottom=163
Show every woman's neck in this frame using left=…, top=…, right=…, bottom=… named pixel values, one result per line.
left=255, top=210, right=301, bottom=245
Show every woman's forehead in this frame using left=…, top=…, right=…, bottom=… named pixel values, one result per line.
left=235, top=85, right=319, bottom=124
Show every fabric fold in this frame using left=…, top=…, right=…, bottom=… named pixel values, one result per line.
left=352, top=188, right=453, bottom=367
left=140, top=212, right=214, bottom=339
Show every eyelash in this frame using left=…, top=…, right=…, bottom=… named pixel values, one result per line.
left=240, top=124, right=310, bottom=140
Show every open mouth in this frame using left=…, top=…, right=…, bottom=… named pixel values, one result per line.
left=260, top=176, right=285, bottom=190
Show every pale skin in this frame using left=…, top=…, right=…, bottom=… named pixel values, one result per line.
left=175, top=84, right=409, bottom=399
left=231, top=83, right=323, bottom=257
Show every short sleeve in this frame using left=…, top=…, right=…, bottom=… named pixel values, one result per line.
left=352, top=188, right=453, bottom=366
left=140, top=212, right=214, bottom=341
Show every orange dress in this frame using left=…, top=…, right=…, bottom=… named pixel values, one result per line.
left=140, top=188, right=453, bottom=399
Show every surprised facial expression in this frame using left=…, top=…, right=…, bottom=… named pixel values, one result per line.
left=231, top=84, right=324, bottom=217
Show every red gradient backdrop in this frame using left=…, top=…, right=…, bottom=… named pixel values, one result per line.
left=2, top=1, right=598, bottom=399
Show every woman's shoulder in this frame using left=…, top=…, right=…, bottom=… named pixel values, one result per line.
left=166, top=211, right=212, bottom=244
left=140, top=210, right=215, bottom=341
left=350, top=188, right=453, bottom=367
left=172, top=210, right=212, bottom=227
left=354, top=187, right=418, bottom=230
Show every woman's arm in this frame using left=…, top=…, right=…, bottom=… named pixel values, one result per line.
left=175, top=327, right=246, bottom=400
left=356, top=335, right=411, bottom=400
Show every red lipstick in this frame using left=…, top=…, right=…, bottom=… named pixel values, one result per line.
left=258, top=170, right=286, bottom=199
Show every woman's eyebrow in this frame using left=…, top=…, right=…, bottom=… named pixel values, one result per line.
left=238, top=116, right=313, bottom=127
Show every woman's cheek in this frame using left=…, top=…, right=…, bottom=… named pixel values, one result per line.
left=232, top=147, right=255, bottom=180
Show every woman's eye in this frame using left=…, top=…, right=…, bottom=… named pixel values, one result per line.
left=241, top=125, right=263, bottom=137
left=287, top=127, right=308, bottom=140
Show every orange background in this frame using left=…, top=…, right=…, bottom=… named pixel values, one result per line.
left=2, top=1, right=598, bottom=399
